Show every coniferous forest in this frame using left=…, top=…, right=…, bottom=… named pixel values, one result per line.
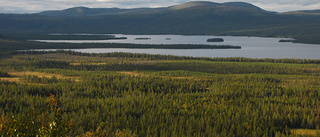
left=0, top=50, right=320, bottom=136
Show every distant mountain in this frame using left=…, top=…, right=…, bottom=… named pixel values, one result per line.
left=37, top=6, right=167, bottom=17
left=169, top=1, right=263, bottom=10
left=167, top=1, right=271, bottom=16
left=298, top=9, right=320, bottom=13
left=282, top=9, right=320, bottom=15
left=37, top=1, right=269, bottom=17
left=38, top=7, right=126, bottom=16
left=0, top=1, right=320, bottom=44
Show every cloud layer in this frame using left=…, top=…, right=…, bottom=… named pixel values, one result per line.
left=1, top=0, right=319, bottom=13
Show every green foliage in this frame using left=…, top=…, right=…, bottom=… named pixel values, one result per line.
left=0, top=71, right=10, bottom=77
left=0, top=94, right=73, bottom=136
left=20, top=75, right=75, bottom=84
left=0, top=51, right=320, bottom=136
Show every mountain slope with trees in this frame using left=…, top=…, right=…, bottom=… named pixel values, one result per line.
left=0, top=1, right=319, bottom=44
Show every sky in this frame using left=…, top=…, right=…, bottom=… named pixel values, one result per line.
left=1, top=0, right=320, bottom=13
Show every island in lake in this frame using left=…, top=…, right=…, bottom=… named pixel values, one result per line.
left=207, top=38, right=224, bottom=42
left=279, top=39, right=295, bottom=42
left=135, top=38, right=151, bottom=40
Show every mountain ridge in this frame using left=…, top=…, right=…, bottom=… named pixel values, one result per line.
left=0, top=1, right=320, bottom=44
left=282, top=9, right=320, bottom=15
left=36, top=1, right=270, bottom=17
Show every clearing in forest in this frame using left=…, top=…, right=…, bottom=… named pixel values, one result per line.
left=291, top=129, right=320, bottom=136
left=0, top=71, right=80, bottom=83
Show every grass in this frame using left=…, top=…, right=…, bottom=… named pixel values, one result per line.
left=0, top=77, right=20, bottom=82
left=70, top=63, right=107, bottom=66
left=116, top=71, right=198, bottom=80
left=7, top=71, right=77, bottom=79
left=291, top=129, right=320, bottom=136
left=0, top=71, right=80, bottom=84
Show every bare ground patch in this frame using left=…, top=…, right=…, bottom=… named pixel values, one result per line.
left=8, top=71, right=70, bottom=79
left=70, top=62, right=107, bottom=66
left=0, top=77, right=20, bottom=82
left=307, top=68, right=320, bottom=72
left=291, top=129, right=320, bottom=136
left=117, top=71, right=146, bottom=77
left=0, top=71, right=80, bottom=83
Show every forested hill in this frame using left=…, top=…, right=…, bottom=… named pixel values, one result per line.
left=36, top=1, right=268, bottom=17
left=0, top=1, right=320, bottom=44
left=282, top=10, right=320, bottom=15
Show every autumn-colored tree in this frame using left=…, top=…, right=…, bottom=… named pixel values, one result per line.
left=0, top=94, right=74, bottom=136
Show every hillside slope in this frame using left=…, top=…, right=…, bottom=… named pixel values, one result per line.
left=0, top=1, right=319, bottom=44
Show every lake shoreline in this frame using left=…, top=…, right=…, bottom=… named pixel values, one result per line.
left=26, top=34, right=320, bottom=59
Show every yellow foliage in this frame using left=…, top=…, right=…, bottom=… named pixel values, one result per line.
left=0, top=115, right=7, bottom=132
left=291, top=129, right=320, bottom=136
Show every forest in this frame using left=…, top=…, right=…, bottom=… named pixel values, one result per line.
left=0, top=50, right=320, bottom=136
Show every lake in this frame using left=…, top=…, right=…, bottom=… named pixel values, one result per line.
left=36, top=34, right=320, bottom=59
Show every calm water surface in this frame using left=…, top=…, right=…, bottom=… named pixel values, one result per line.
left=36, top=34, right=320, bottom=59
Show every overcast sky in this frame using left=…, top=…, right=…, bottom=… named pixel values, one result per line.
left=1, top=0, right=320, bottom=13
